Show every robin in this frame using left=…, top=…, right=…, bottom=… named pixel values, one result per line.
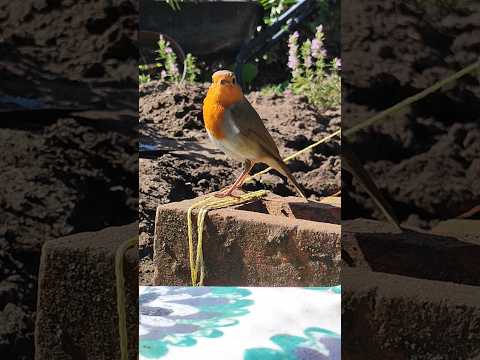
left=202, top=70, right=307, bottom=199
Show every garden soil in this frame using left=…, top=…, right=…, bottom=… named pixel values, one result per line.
left=139, top=81, right=341, bottom=284
left=342, top=0, right=480, bottom=230
left=0, top=0, right=138, bottom=357
left=0, top=117, right=137, bottom=358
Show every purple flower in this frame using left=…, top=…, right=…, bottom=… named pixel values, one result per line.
left=287, top=32, right=300, bottom=71
left=311, top=24, right=327, bottom=59
left=170, top=63, right=179, bottom=75
left=301, top=39, right=313, bottom=69
left=304, top=54, right=312, bottom=68
left=288, top=55, right=299, bottom=70
left=311, top=39, right=326, bottom=59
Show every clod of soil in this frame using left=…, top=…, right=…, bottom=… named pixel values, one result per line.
left=139, top=80, right=341, bottom=284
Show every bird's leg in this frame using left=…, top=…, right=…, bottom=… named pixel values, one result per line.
left=215, top=160, right=254, bottom=198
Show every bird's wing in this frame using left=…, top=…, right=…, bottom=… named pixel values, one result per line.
left=225, top=97, right=281, bottom=159
left=226, top=97, right=306, bottom=198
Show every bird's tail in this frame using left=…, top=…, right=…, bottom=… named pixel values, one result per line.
left=270, top=157, right=308, bottom=199
left=342, top=140, right=401, bottom=230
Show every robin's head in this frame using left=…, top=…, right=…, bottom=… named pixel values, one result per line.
left=206, top=70, right=242, bottom=107
left=212, top=70, right=237, bottom=86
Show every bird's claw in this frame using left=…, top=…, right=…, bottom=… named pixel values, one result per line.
left=214, top=191, right=241, bottom=199
left=214, top=187, right=243, bottom=199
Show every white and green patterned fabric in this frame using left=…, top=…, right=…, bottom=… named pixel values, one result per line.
left=139, top=286, right=341, bottom=359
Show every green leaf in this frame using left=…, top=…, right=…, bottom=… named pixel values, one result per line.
left=242, top=63, right=258, bottom=84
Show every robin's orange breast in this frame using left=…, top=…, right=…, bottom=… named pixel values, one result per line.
left=203, top=98, right=225, bottom=139
left=203, top=78, right=242, bottom=140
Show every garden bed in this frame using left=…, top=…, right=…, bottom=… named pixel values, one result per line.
left=341, top=2, right=480, bottom=357
left=0, top=0, right=138, bottom=357
left=342, top=0, right=480, bottom=229
left=0, top=117, right=137, bottom=358
left=139, top=80, right=341, bottom=284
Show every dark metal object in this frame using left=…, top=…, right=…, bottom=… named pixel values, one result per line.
left=234, top=0, right=317, bottom=87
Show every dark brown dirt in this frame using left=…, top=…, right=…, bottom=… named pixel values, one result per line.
left=0, top=0, right=137, bottom=111
left=341, top=2, right=480, bottom=358
left=0, top=1, right=138, bottom=357
left=342, top=0, right=480, bottom=229
left=0, top=118, right=137, bottom=358
left=139, top=81, right=341, bottom=284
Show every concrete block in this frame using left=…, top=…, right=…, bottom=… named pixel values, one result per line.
left=35, top=223, right=138, bottom=360
left=154, top=193, right=341, bottom=286
left=342, top=267, right=480, bottom=359
left=342, top=219, right=480, bottom=285
left=343, top=219, right=480, bottom=358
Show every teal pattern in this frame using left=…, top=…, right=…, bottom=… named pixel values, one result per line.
left=139, top=287, right=253, bottom=358
left=244, top=327, right=340, bottom=360
left=305, top=286, right=341, bottom=294
left=139, top=286, right=340, bottom=359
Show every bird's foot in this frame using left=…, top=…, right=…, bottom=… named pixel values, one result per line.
left=214, top=187, right=243, bottom=199
left=214, top=191, right=241, bottom=199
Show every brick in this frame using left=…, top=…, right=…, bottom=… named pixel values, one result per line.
left=35, top=223, right=138, bottom=360
left=154, top=193, right=341, bottom=286
left=343, top=267, right=480, bottom=359
left=343, top=218, right=480, bottom=357
left=342, top=219, right=480, bottom=286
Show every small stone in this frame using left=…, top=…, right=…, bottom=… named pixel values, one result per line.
left=197, top=179, right=208, bottom=187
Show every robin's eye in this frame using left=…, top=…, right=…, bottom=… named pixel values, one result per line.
left=220, top=79, right=227, bottom=85
left=232, top=78, right=236, bottom=84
